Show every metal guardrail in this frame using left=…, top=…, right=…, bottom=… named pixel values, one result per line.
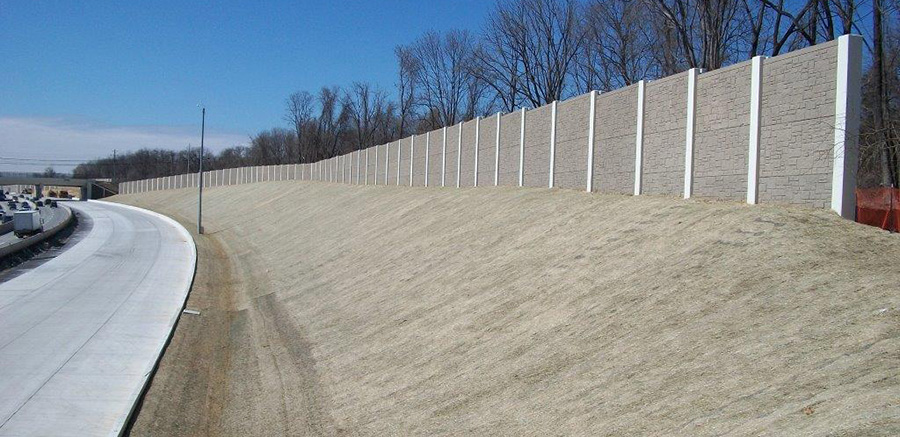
left=0, top=205, right=74, bottom=259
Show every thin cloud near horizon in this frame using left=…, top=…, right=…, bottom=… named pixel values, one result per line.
left=0, top=116, right=249, bottom=173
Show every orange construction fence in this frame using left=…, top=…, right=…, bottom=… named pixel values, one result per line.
left=856, top=188, right=900, bottom=232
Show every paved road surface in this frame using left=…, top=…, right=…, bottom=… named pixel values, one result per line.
left=0, top=205, right=69, bottom=249
left=0, top=201, right=195, bottom=436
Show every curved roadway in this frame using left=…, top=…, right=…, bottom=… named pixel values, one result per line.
left=0, top=204, right=70, bottom=250
left=0, top=200, right=196, bottom=436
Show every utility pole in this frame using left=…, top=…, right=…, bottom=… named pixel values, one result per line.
left=198, top=106, right=205, bottom=234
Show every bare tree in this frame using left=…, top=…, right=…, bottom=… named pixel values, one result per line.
left=284, top=91, right=314, bottom=163
left=395, top=46, right=419, bottom=137
left=646, top=0, right=743, bottom=72
left=482, top=0, right=585, bottom=107
left=345, top=82, right=388, bottom=150
left=475, top=5, right=525, bottom=112
left=408, top=29, right=480, bottom=128
left=581, top=0, right=658, bottom=90
left=873, top=0, right=899, bottom=186
left=315, top=86, right=349, bottom=158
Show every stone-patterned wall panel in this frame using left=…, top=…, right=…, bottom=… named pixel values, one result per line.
left=412, top=134, right=428, bottom=186
left=759, top=41, right=837, bottom=208
left=459, top=119, right=478, bottom=187
left=498, top=111, right=521, bottom=186
left=364, top=147, right=375, bottom=185
left=643, top=72, right=688, bottom=195
left=399, top=138, right=412, bottom=185
left=523, top=103, right=552, bottom=188
left=595, top=85, right=639, bottom=194
left=554, top=93, right=591, bottom=190
left=477, top=116, right=498, bottom=187
left=444, top=124, right=461, bottom=187
left=427, top=130, right=443, bottom=187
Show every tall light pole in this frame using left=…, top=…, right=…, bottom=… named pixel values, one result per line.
left=197, top=105, right=205, bottom=234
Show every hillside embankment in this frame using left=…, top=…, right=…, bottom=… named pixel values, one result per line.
left=112, top=182, right=899, bottom=436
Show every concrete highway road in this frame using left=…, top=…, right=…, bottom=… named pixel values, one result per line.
left=0, top=200, right=195, bottom=436
left=0, top=204, right=69, bottom=249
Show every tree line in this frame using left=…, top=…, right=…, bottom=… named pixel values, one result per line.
left=73, top=0, right=899, bottom=188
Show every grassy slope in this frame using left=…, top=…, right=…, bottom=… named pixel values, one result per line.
left=115, top=182, right=899, bottom=436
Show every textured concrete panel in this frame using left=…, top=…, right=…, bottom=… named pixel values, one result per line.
left=445, top=124, right=461, bottom=187
left=595, top=84, right=639, bottom=194
left=554, top=93, right=591, bottom=190
left=523, top=103, right=552, bottom=188
left=412, top=134, right=428, bottom=186
left=365, top=147, right=377, bottom=185
left=477, top=115, right=498, bottom=187
left=759, top=41, right=837, bottom=208
left=373, top=145, right=385, bottom=185
left=498, top=111, right=521, bottom=186
left=458, top=119, right=478, bottom=187
left=427, top=129, right=443, bottom=187
left=643, top=72, right=688, bottom=195
left=427, top=130, right=444, bottom=187
left=387, top=142, right=399, bottom=185
left=399, top=138, right=412, bottom=185
left=524, top=105, right=551, bottom=187
left=342, top=154, right=350, bottom=183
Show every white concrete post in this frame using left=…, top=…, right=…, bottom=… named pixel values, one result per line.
left=441, top=127, right=447, bottom=187
left=456, top=123, right=462, bottom=188
left=365, top=148, right=369, bottom=185
left=549, top=101, right=557, bottom=188
left=396, top=140, right=402, bottom=185
left=747, top=57, right=764, bottom=204
left=409, top=135, right=415, bottom=186
left=425, top=132, right=430, bottom=187
left=586, top=90, right=597, bottom=192
left=684, top=68, right=699, bottom=199
left=494, top=112, right=501, bottom=186
left=518, top=107, right=526, bottom=187
left=356, top=149, right=361, bottom=184
left=634, top=81, right=646, bottom=196
left=474, top=117, right=481, bottom=187
left=832, top=34, right=862, bottom=219
left=374, top=145, right=379, bottom=186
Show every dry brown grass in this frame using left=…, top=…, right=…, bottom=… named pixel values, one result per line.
left=115, top=181, right=900, bottom=436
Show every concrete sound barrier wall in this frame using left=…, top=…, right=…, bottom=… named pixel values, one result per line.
left=121, top=36, right=861, bottom=218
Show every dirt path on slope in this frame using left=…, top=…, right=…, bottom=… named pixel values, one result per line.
left=127, top=220, right=234, bottom=436
left=128, top=208, right=339, bottom=436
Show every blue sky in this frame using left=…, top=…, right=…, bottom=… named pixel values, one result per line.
left=0, top=0, right=490, bottom=171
